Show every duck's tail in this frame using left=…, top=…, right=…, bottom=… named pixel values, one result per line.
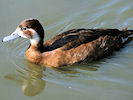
left=121, top=29, right=133, bottom=44
left=121, top=29, right=133, bottom=38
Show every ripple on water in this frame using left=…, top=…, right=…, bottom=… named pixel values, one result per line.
left=2, top=0, right=133, bottom=97
left=4, top=38, right=29, bottom=70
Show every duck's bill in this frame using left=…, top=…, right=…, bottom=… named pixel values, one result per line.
left=2, top=29, right=20, bottom=42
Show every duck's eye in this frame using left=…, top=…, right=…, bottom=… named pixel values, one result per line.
left=23, top=27, right=27, bottom=30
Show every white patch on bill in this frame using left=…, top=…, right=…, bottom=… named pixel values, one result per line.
left=2, top=28, right=20, bottom=42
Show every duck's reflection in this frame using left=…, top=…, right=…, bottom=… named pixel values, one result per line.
left=4, top=61, right=99, bottom=96
left=5, top=61, right=46, bottom=96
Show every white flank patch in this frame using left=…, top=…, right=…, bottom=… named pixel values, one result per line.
left=129, top=33, right=133, bottom=37
left=122, top=34, right=133, bottom=43
left=122, top=37, right=127, bottom=43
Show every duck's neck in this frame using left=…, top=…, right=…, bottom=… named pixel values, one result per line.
left=26, top=41, right=43, bottom=64
left=29, top=41, right=43, bottom=52
left=29, top=34, right=44, bottom=52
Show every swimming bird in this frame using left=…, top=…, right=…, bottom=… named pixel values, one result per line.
left=2, top=19, right=133, bottom=67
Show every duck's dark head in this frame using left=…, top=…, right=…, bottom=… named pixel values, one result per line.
left=2, top=18, right=44, bottom=47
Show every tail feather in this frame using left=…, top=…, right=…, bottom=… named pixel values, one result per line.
left=121, top=30, right=133, bottom=38
left=121, top=29, right=133, bottom=44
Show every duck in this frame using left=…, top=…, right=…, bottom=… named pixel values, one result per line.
left=2, top=18, right=133, bottom=67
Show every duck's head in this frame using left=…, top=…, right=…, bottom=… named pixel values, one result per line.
left=2, top=19, right=44, bottom=46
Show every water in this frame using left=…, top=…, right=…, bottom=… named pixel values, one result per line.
left=0, top=0, right=133, bottom=100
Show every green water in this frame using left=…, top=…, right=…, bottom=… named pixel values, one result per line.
left=0, top=0, right=133, bottom=100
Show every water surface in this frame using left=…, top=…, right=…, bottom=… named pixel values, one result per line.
left=0, top=0, right=133, bottom=100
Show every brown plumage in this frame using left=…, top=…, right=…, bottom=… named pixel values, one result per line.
left=2, top=19, right=133, bottom=67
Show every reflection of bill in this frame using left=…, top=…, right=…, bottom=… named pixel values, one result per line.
left=4, top=61, right=46, bottom=96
